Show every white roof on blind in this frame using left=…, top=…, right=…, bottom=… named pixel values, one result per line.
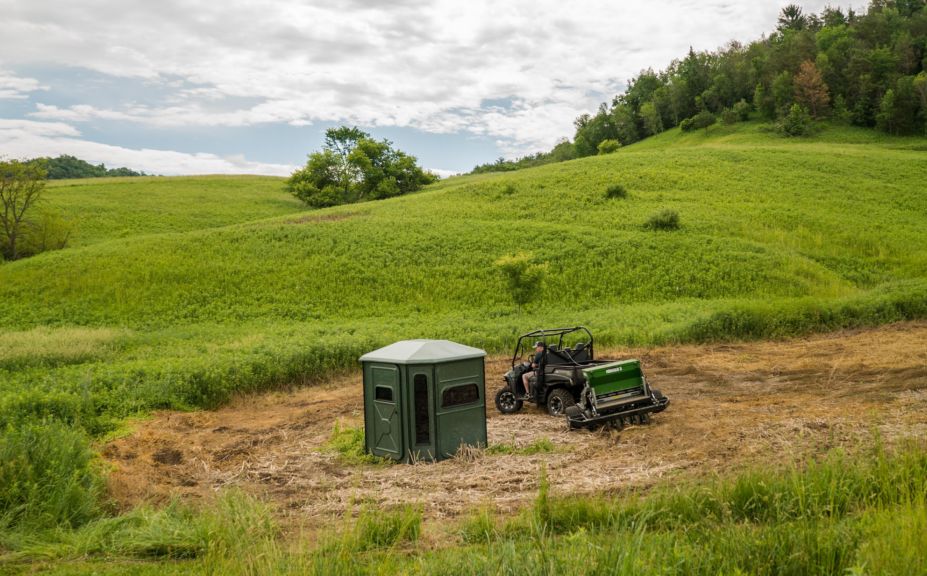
left=359, top=339, right=486, bottom=364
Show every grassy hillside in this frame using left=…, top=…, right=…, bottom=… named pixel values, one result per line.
left=2, top=122, right=926, bottom=431
left=44, top=175, right=302, bottom=247
left=1, top=120, right=927, bottom=574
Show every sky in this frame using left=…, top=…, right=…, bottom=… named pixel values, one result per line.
left=0, top=1, right=835, bottom=177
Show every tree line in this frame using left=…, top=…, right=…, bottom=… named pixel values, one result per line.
left=472, top=1, right=927, bottom=174
left=37, top=155, right=147, bottom=179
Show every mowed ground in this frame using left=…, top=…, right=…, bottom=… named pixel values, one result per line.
left=103, top=322, right=927, bottom=531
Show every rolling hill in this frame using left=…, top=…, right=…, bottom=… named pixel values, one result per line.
left=1, top=122, right=926, bottom=431
left=2, top=120, right=927, bottom=576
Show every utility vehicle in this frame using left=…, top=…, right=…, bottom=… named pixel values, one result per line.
left=495, top=327, right=669, bottom=429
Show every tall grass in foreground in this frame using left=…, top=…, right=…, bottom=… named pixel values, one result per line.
left=0, top=422, right=102, bottom=531
left=7, top=443, right=926, bottom=575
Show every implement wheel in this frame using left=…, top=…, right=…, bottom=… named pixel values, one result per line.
left=495, top=388, right=523, bottom=414
left=546, top=388, right=576, bottom=417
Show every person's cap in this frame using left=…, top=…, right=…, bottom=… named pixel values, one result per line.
left=533, top=341, right=545, bottom=347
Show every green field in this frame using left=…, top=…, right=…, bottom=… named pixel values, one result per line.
left=2, top=123, right=925, bottom=429
left=43, top=175, right=304, bottom=248
left=2, top=122, right=927, bottom=573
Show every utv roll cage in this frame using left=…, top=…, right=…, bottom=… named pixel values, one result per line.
left=510, top=326, right=595, bottom=369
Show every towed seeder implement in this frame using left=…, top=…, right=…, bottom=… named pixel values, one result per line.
left=495, top=327, right=669, bottom=429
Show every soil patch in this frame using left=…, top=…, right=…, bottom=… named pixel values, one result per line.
left=103, top=322, right=927, bottom=528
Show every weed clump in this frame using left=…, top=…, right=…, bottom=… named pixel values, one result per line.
left=597, top=139, right=621, bottom=155
left=0, top=422, right=103, bottom=530
left=644, top=209, right=681, bottom=231
left=325, top=420, right=386, bottom=465
left=460, top=506, right=498, bottom=544
left=486, top=437, right=556, bottom=456
left=352, top=505, right=421, bottom=551
left=494, top=252, right=548, bottom=309
left=605, top=184, right=628, bottom=199
left=319, top=505, right=422, bottom=553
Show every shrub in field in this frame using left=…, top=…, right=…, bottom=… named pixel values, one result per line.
left=721, top=108, right=739, bottom=125
left=777, top=104, right=815, bottom=137
left=597, top=139, right=621, bottom=155
left=605, top=184, right=628, bottom=199
left=18, top=211, right=73, bottom=257
left=680, top=111, right=717, bottom=132
left=643, top=209, right=680, bottom=231
left=733, top=99, right=751, bottom=121
left=0, top=422, right=102, bottom=530
left=494, top=252, right=548, bottom=309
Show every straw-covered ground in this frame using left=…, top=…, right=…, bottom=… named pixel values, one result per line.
left=102, top=321, right=927, bottom=532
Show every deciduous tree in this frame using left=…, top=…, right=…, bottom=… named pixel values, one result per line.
left=287, top=126, right=436, bottom=208
left=640, top=101, right=664, bottom=135
left=0, top=159, right=47, bottom=261
left=794, top=61, right=831, bottom=118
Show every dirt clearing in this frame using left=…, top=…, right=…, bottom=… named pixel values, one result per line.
left=103, top=322, right=927, bottom=528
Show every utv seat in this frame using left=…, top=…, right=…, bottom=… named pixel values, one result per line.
left=569, top=342, right=590, bottom=363
left=546, top=348, right=573, bottom=365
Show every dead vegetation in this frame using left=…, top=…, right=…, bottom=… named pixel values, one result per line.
left=102, top=322, right=927, bottom=530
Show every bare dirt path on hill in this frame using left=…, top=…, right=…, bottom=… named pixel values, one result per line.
left=102, top=322, right=927, bottom=530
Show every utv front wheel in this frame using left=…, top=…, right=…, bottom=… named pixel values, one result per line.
left=546, top=388, right=576, bottom=417
left=495, top=389, right=523, bottom=414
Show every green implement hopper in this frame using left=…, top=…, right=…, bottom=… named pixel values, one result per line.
left=582, top=360, right=647, bottom=404
left=566, top=358, right=669, bottom=430
left=359, top=340, right=487, bottom=462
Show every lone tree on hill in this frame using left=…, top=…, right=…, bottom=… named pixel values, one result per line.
left=794, top=61, right=830, bottom=119
left=0, top=159, right=47, bottom=261
left=287, top=126, right=437, bottom=208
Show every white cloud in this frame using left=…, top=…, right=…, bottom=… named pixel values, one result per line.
left=2, top=1, right=836, bottom=158
left=0, top=69, right=46, bottom=99
left=428, top=168, right=460, bottom=179
left=0, top=119, right=296, bottom=176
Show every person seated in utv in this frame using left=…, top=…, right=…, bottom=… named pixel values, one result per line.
left=521, top=341, right=546, bottom=398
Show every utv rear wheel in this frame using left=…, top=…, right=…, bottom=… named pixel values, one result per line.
left=546, top=388, right=576, bottom=417
left=495, top=389, right=523, bottom=414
